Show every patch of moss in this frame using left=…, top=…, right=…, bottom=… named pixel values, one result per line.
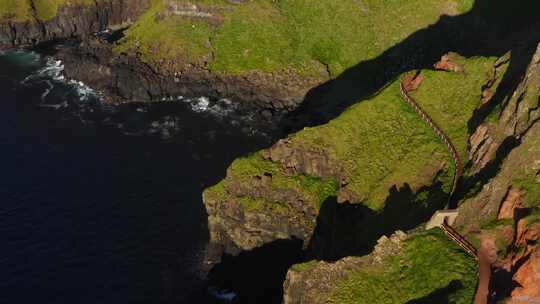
left=511, top=131, right=540, bottom=209
left=205, top=152, right=339, bottom=211
left=514, top=175, right=540, bottom=208
left=290, top=260, right=318, bottom=273
left=117, top=0, right=466, bottom=76
left=327, top=229, right=478, bottom=304
left=238, top=196, right=288, bottom=213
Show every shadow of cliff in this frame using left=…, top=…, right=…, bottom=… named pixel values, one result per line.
left=286, top=0, right=540, bottom=131
left=205, top=238, right=304, bottom=304
left=308, top=179, right=448, bottom=261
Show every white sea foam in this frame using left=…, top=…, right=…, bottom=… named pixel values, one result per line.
left=208, top=287, right=237, bottom=302
left=180, top=96, right=237, bottom=118
left=38, top=58, right=65, bottom=81
left=68, top=79, right=100, bottom=102
left=190, top=96, right=210, bottom=112
left=22, top=55, right=102, bottom=106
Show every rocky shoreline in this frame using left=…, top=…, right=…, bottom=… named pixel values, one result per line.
left=53, top=36, right=316, bottom=128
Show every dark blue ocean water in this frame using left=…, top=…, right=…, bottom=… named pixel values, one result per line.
left=0, top=50, right=268, bottom=304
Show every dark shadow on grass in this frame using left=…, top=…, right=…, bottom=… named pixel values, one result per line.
left=308, top=178, right=448, bottom=261
left=286, top=0, right=540, bottom=132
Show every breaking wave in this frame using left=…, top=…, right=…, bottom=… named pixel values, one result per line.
left=14, top=50, right=267, bottom=139
left=21, top=56, right=102, bottom=109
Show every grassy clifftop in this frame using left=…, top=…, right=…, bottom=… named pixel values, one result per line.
left=206, top=55, right=496, bottom=212
left=0, top=0, right=93, bottom=22
left=116, top=0, right=474, bottom=76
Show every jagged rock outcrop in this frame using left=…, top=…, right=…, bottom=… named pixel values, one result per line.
left=54, top=37, right=308, bottom=124
left=468, top=43, right=540, bottom=175
left=0, top=0, right=151, bottom=48
left=458, top=42, right=540, bottom=225
left=202, top=153, right=331, bottom=255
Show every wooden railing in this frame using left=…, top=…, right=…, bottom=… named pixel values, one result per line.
left=399, top=77, right=464, bottom=206
left=441, top=219, right=478, bottom=259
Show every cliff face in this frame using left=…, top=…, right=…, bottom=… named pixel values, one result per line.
left=0, top=0, right=151, bottom=48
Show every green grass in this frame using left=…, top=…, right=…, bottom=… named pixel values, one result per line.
left=290, top=260, right=319, bottom=273
left=205, top=55, right=496, bottom=212
left=115, top=0, right=214, bottom=68
left=514, top=174, right=540, bottom=208
left=0, top=0, right=93, bottom=22
left=117, top=0, right=468, bottom=76
left=455, top=0, right=475, bottom=13
left=285, top=56, right=494, bottom=210
left=205, top=152, right=339, bottom=211
left=327, top=229, right=478, bottom=304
